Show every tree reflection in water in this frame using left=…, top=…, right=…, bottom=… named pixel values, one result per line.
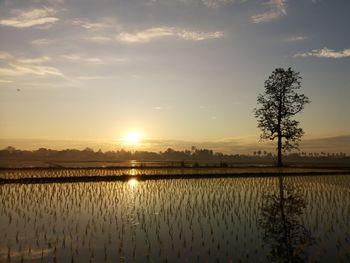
left=258, top=176, right=314, bottom=262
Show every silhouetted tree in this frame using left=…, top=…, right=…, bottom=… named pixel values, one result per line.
left=254, top=68, right=310, bottom=166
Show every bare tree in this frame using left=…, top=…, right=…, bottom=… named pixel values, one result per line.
left=254, top=68, right=310, bottom=166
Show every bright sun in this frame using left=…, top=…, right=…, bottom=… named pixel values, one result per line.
left=124, top=131, right=141, bottom=145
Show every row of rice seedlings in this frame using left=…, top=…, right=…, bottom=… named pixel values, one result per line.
left=1, top=166, right=328, bottom=180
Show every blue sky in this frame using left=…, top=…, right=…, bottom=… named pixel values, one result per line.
left=0, top=0, right=349, bottom=153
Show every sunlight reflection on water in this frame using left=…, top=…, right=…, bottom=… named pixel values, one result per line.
left=127, top=178, right=138, bottom=188
left=0, top=175, right=349, bottom=262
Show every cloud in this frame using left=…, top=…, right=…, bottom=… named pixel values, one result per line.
left=251, top=0, right=287, bottom=23
left=117, top=27, right=223, bottom=43
left=118, top=27, right=174, bottom=43
left=294, top=47, right=350, bottom=59
left=32, top=0, right=65, bottom=3
left=85, top=57, right=104, bottom=64
left=76, top=75, right=119, bottom=81
left=71, top=18, right=118, bottom=31
left=0, top=79, right=13, bottom=83
left=0, top=53, right=63, bottom=77
left=0, top=64, right=63, bottom=77
left=17, top=56, right=51, bottom=64
left=61, top=54, right=128, bottom=64
left=200, top=0, right=234, bottom=8
left=71, top=18, right=121, bottom=44
left=178, top=30, right=224, bottom=40
left=71, top=19, right=107, bottom=30
left=61, top=54, right=81, bottom=61
left=0, top=7, right=59, bottom=28
left=70, top=18, right=119, bottom=43
left=285, top=36, right=307, bottom=42
left=150, top=0, right=236, bottom=8
left=44, top=0, right=65, bottom=3
left=84, top=36, right=113, bottom=43
left=31, top=38, right=56, bottom=45
left=0, top=52, right=12, bottom=60
left=152, top=106, right=163, bottom=110
left=70, top=17, right=222, bottom=44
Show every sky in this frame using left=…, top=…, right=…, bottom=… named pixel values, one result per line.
left=0, top=0, right=350, bottom=153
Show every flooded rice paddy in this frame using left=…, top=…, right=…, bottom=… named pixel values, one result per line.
left=1, top=174, right=349, bottom=262
left=0, top=166, right=344, bottom=180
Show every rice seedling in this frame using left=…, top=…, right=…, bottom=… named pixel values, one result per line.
left=0, top=174, right=349, bottom=262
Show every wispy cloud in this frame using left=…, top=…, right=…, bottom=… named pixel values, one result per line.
left=0, top=7, right=59, bottom=28
left=152, top=106, right=163, bottom=110
left=285, top=36, right=307, bottom=42
left=71, top=19, right=106, bottom=30
left=69, top=18, right=120, bottom=43
left=31, top=38, right=56, bottom=45
left=70, top=17, right=223, bottom=44
left=71, top=18, right=118, bottom=31
left=118, top=28, right=173, bottom=43
left=0, top=52, right=12, bottom=60
left=61, top=54, right=81, bottom=61
left=0, top=79, right=13, bottom=83
left=201, top=0, right=234, bottom=8
left=179, top=30, right=224, bottom=40
left=43, top=0, right=65, bottom=3
left=84, top=36, right=113, bottom=43
left=0, top=52, right=63, bottom=77
left=76, top=75, right=118, bottom=81
left=294, top=47, right=350, bottom=59
left=150, top=0, right=235, bottom=8
left=251, top=0, right=287, bottom=23
left=118, top=27, right=223, bottom=43
left=61, top=54, right=128, bottom=64
left=0, top=63, right=63, bottom=77
left=17, top=56, right=51, bottom=64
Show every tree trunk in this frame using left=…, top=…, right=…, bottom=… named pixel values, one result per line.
left=277, top=96, right=283, bottom=167
left=277, top=132, right=283, bottom=167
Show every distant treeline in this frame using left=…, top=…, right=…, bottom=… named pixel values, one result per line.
left=0, top=146, right=349, bottom=166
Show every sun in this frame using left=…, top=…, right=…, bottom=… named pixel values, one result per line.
left=124, top=131, right=142, bottom=145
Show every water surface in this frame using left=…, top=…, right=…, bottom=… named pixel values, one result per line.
left=0, top=175, right=349, bottom=262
